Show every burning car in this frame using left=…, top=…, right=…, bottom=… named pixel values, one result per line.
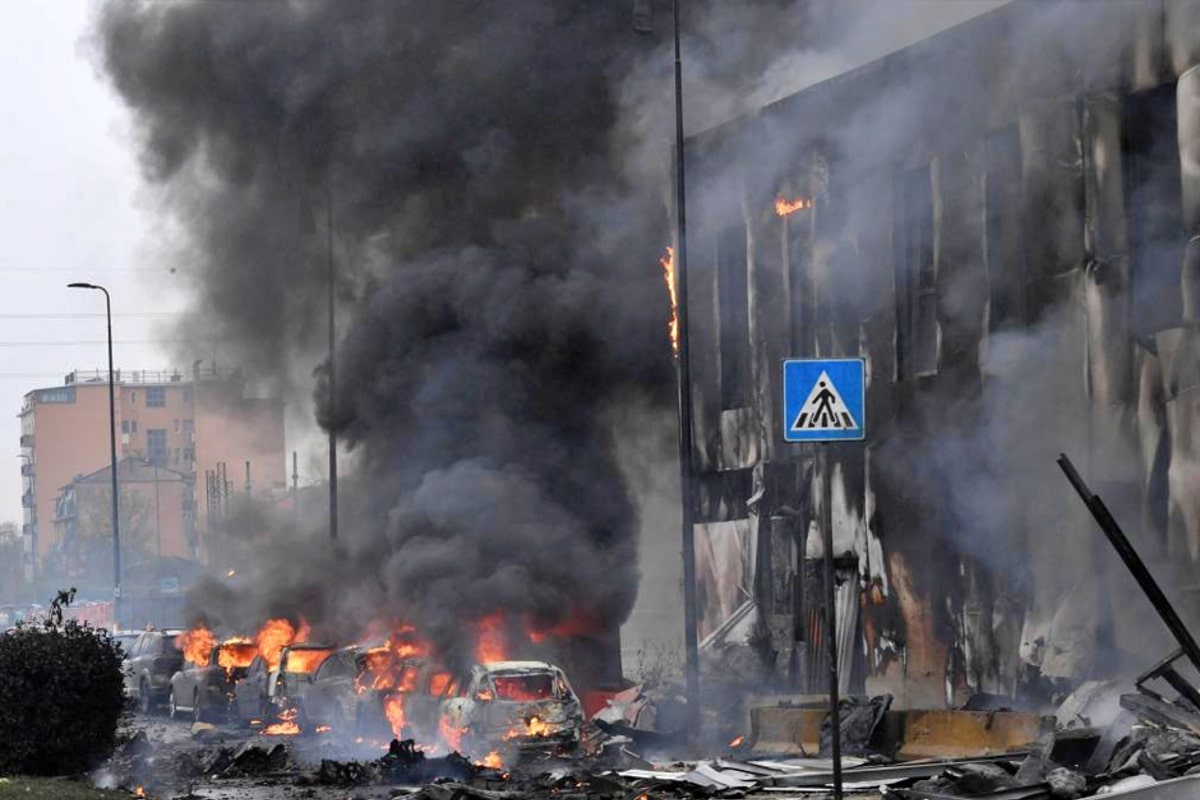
left=168, top=636, right=258, bottom=722
left=438, top=661, right=582, bottom=755
left=233, top=642, right=334, bottom=724
left=123, top=628, right=185, bottom=715
left=298, top=643, right=451, bottom=740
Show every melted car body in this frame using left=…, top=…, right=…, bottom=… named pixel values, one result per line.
left=168, top=639, right=258, bottom=722
left=438, top=661, right=582, bottom=755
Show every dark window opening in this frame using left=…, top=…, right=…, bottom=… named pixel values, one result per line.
left=147, top=429, right=168, bottom=466
left=717, top=225, right=749, bottom=409
left=986, top=126, right=1027, bottom=331
left=895, top=165, right=937, bottom=379
left=1125, top=83, right=1184, bottom=337
left=786, top=214, right=814, bottom=355
left=146, top=387, right=166, bottom=407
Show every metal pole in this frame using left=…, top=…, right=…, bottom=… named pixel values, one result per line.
left=69, top=283, right=121, bottom=608
left=1057, top=454, right=1200, bottom=674
left=153, top=464, right=161, bottom=560
left=821, top=444, right=843, bottom=799
left=672, top=0, right=701, bottom=740
left=327, top=185, right=339, bottom=541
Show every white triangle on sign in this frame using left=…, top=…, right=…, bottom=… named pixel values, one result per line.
left=790, top=370, right=859, bottom=432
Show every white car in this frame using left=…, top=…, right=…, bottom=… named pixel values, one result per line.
left=438, top=661, right=583, bottom=755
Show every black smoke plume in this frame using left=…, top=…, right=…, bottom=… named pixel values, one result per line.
left=95, top=0, right=685, bottom=658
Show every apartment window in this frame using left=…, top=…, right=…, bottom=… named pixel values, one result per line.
left=1125, top=84, right=1184, bottom=337
left=34, top=388, right=75, bottom=404
left=895, top=165, right=938, bottom=379
left=147, top=429, right=168, bottom=465
left=121, top=420, right=129, bottom=434
left=986, top=127, right=1026, bottom=331
left=717, top=224, right=750, bottom=409
left=182, top=388, right=192, bottom=405
left=183, top=447, right=195, bottom=463
left=146, top=387, right=166, bottom=407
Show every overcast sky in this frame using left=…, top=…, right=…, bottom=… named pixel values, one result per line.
left=0, top=1, right=181, bottom=526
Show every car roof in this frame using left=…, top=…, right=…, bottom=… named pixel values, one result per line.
left=284, top=642, right=334, bottom=651
left=476, top=660, right=558, bottom=674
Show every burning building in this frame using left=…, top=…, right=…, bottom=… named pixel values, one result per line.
left=678, top=0, right=1200, bottom=706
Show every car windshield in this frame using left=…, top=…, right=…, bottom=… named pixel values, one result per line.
left=492, top=672, right=555, bottom=701
left=217, top=642, right=257, bottom=669
left=285, top=648, right=333, bottom=674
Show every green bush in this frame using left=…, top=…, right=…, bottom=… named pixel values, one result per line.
left=0, top=611, right=125, bottom=775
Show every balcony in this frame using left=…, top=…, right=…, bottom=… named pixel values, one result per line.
left=19, top=462, right=33, bottom=477
left=20, top=491, right=33, bottom=509
left=19, top=434, right=33, bottom=448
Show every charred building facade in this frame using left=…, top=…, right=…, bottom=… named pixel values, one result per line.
left=683, top=0, right=1200, bottom=707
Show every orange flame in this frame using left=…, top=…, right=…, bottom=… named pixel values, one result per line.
left=255, top=619, right=299, bottom=672
left=176, top=625, right=216, bottom=667
left=729, top=735, right=745, bottom=748
left=429, top=672, right=453, bottom=697
left=475, top=613, right=508, bottom=663
left=504, top=715, right=553, bottom=740
left=774, top=196, right=813, bottom=216
left=440, top=716, right=466, bottom=753
left=660, top=247, right=679, bottom=357
left=263, top=707, right=300, bottom=736
left=285, top=647, right=332, bottom=675
left=479, top=751, right=504, bottom=769
left=383, top=692, right=407, bottom=738
left=526, top=610, right=602, bottom=643
left=217, top=639, right=257, bottom=680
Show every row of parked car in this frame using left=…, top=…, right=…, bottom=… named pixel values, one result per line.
left=116, top=628, right=584, bottom=753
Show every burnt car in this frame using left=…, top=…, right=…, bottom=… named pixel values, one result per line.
left=232, top=642, right=334, bottom=724
left=123, top=628, right=185, bottom=714
left=438, top=661, right=583, bottom=755
left=298, top=645, right=450, bottom=739
left=168, top=639, right=258, bottom=722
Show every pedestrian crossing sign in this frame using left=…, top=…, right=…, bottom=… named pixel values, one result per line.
left=782, top=358, right=866, bottom=442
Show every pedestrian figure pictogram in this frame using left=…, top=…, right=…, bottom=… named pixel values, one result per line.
left=782, top=359, right=866, bottom=442
left=792, top=371, right=857, bottom=432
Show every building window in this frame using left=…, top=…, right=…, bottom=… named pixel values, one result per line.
left=1125, top=84, right=1184, bottom=337
left=147, top=429, right=168, bottom=465
left=183, top=447, right=194, bottom=463
left=986, top=126, right=1026, bottom=331
left=129, top=390, right=137, bottom=405
left=34, top=388, right=75, bottom=404
left=121, top=420, right=129, bottom=434
left=717, top=224, right=750, bottom=409
left=895, top=165, right=938, bottom=379
left=146, top=387, right=166, bottom=407
left=786, top=209, right=814, bottom=355
left=182, top=388, right=192, bottom=405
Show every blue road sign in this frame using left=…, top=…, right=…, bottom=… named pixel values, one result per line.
left=782, top=358, right=866, bottom=442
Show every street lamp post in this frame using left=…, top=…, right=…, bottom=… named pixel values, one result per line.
left=67, top=282, right=121, bottom=609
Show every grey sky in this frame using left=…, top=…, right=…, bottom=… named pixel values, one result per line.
left=0, top=1, right=177, bottom=525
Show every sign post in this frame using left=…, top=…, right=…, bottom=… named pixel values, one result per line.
left=783, top=358, right=866, bottom=800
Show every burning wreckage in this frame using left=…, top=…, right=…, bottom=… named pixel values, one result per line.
left=99, top=459, right=1200, bottom=800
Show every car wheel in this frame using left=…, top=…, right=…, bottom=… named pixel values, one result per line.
left=168, top=688, right=179, bottom=721
left=193, top=690, right=204, bottom=724
left=138, top=680, right=153, bottom=716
